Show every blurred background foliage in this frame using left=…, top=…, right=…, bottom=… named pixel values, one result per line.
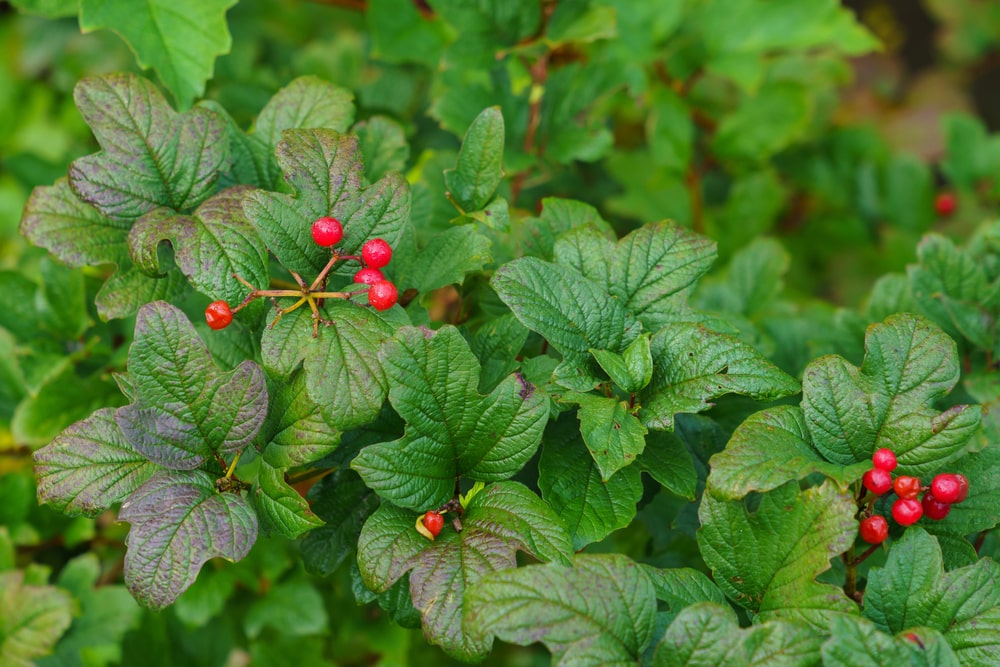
left=1, top=0, right=1000, bottom=665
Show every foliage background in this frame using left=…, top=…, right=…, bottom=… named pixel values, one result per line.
left=1, top=0, right=1000, bottom=665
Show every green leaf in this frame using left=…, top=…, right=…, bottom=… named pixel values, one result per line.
left=942, top=114, right=1000, bottom=190
left=254, top=461, right=324, bottom=539
left=243, top=129, right=409, bottom=277
left=466, top=553, right=656, bottom=666
left=639, top=323, right=800, bottom=431
left=712, top=83, right=812, bottom=163
left=79, top=0, right=237, bottom=109
left=367, top=0, right=450, bottom=67
left=492, top=257, right=641, bottom=391
left=566, top=392, right=648, bottom=481
left=354, top=115, right=410, bottom=183
left=820, top=615, right=931, bottom=667
left=546, top=2, right=617, bottom=44
left=127, top=186, right=268, bottom=313
left=707, top=405, right=868, bottom=500
left=260, top=298, right=392, bottom=430
left=119, top=469, right=257, bottom=609
left=398, top=224, right=493, bottom=296
left=115, top=301, right=268, bottom=470
left=12, top=368, right=124, bottom=448
left=801, top=313, right=981, bottom=473
left=226, top=76, right=355, bottom=191
left=538, top=415, right=644, bottom=549
left=7, top=0, right=77, bottom=18
left=520, top=197, right=615, bottom=261
left=697, top=481, right=857, bottom=624
left=863, top=527, right=1000, bottom=664
left=444, top=106, right=504, bottom=213
left=34, top=408, right=158, bottom=518
left=67, top=73, right=229, bottom=221
left=94, top=264, right=189, bottom=321
left=258, top=370, right=340, bottom=469
left=462, top=314, right=530, bottom=394
left=637, top=431, right=698, bottom=500
left=925, top=445, right=1000, bottom=537
left=591, top=334, right=653, bottom=393
left=430, top=0, right=541, bottom=69
left=351, top=326, right=548, bottom=510
left=0, top=570, right=75, bottom=667
left=357, top=482, right=572, bottom=661
left=697, top=237, right=790, bottom=318
left=641, top=566, right=728, bottom=631
left=647, top=87, right=693, bottom=174
left=300, top=470, right=379, bottom=577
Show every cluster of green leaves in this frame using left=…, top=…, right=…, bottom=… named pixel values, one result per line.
left=5, top=0, right=1000, bottom=665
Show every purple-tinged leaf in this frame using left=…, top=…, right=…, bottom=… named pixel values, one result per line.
left=120, top=470, right=257, bottom=610
left=34, top=408, right=158, bottom=518
left=115, top=302, right=267, bottom=469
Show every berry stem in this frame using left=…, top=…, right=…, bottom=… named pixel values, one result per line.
left=309, top=251, right=344, bottom=292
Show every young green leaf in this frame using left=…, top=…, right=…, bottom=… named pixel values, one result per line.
left=395, top=224, right=494, bottom=296
left=590, top=334, right=653, bottom=393
left=354, top=115, right=410, bottom=183
left=538, top=415, right=644, bottom=549
left=243, top=129, right=409, bottom=277
left=127, top=186, right=268, bottom=316
left=357, top=482, right=572, bottom=661
left=707, top=405, right=868, bottom=500
left=67, top=73, right=229, bottom=220
left=260, top=299, right=392, bottom=430
left=492, top=257, right=641, bottom=391
left=565, top=392, right=648, bottom=480
left=351, top=326, right=547, bottom=510
left=519, top=197, right=615, bottom=261
left=0, top=570, right=75, bottom=666
left=34, top=408, right=158, bottom=517
left=863, top=528, right=1000, bottom=664
left=79, top=0, right=236, bottom=109
left=115, top=301, right=268, bottom=470
left=639, top=323, right=800, bottom=431
left=802, top=313, right=981, bottom=473
left=254, top=461, right=324, bottom=540
left=120, top=470, right=257, bottom=610
left=466, top=553, right=656, bottom=666
left=698, top=480, right=857, bottom=624
left=444, top=106, right=504, bottom=213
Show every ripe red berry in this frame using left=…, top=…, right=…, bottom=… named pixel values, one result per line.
left=863, top=468, right=893, bottom=496
left=423, top=511, right=444, bottom=537
left=353, top=267, right=385, bottom=285
left=934, top=192, right=957, bottom=217
left=954, top=474, right=969, bottom=503
left=368, top=280, right=398, bottom=311
left=362, top=238, right=392, bottom=268
left=893, top=475, right=922, bottom=500
left=205, top=300, right=233, bottom=330
left=930, top=473, right=963, bottom=504
left=872, top=448, right=897, bottom=472
left=311, top=216, right=343, bottom=247
left=892, top=497, right=923, bottom=526
left=859, top=515, right=888, bottom=544
left=921, top=491, right=952, bottom=520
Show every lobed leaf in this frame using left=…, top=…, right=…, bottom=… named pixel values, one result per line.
left=352, top=326, right=548, bottom=510
left=115, top=301, right=268, bottom=469
left=466, top=553, right=657, bottom=666
left=639, top=323, right=800, bottom=431
left=802, top=313, right=981, bottom=473
left=119, top=470, right=257, bottom=610
left=697, top=480, right=857, bottom=625
left=34, top=408, right=158, bottom=518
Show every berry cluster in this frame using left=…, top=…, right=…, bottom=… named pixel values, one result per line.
left=858, top=447, right=969, bottom=544
left=204, top=216, right=399, bottom=335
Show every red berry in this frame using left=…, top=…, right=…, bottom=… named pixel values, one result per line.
left=892, top=497, right=923, bottom=526
left=423, top=511, right=444, bottom=537
left=934, top=192, right=957, bottom=217
left=859, top=515, right=888, bottom=544
left=872, top=448, right=897, bottom=472
left=955, top=474, right=969, bottom=503
left=353, top=267, right=385, bottom=285
left=930, top=473, right=963, bottom=504
left=863, top=468, right=893, bottom=496
left=362, top=238, right=392, bottom=268
left=205, top=300, right=233, bottom=330
left=311, top=216, right=343, bottom=247
left=893, top=475, right=922, bottom=500
left=368, top=280, right=398, bottom=311
left=921, top=491, right=952, bottom=520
